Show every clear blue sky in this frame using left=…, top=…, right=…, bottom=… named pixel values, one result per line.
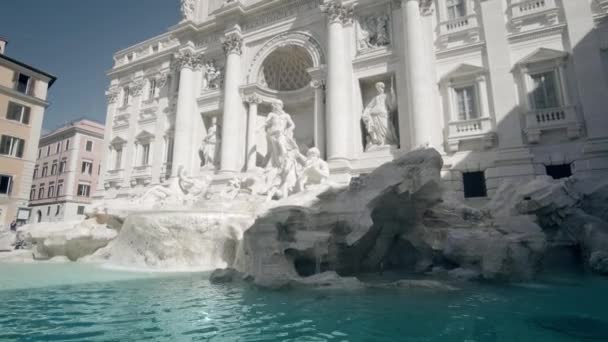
left=0, top=0, right=180, bottom=131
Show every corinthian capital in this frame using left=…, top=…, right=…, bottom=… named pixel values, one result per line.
left=174, top=50, right=204, bottom=70
left=222, top=33, right=243, bottom=56
left=321, top=1, right=355, bottom=25
left=245, top=94, right=262, bottom=105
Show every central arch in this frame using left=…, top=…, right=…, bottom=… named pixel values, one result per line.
left=247, top=31, right=325, bottom=86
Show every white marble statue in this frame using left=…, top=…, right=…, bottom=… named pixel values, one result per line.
left=200, top=118, right=219, bottom=169
left=362, top=81, right=398, bottom=151
left=297, top=147, right=330, bottom=191
left=262, top=101, right=307, bottom=200
left=203, top=60, right=222, bottom=90
left=264, top=101, right=302, bottom=169
left=180, top=0, right=196, bottom=22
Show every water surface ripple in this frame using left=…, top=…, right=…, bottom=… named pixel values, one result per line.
left=0, top=264, right=607, bottom=341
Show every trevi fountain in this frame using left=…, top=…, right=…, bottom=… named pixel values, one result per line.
left=2, top=0, right=608, bottom=340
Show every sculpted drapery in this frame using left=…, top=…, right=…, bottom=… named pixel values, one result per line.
left=362, top=82, right=399, bottom=150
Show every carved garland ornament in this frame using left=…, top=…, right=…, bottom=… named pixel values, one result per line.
left=130, top=79, right=145, bottom=97
left=222, top=34, right=243, bottom=56
left=321, top=1, right=355, bottom=24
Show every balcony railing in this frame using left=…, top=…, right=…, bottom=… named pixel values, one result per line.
left=509, top=0, right=559, bottom=31
left=105, top=169, right=124, bottom=182
left=439, top=14, right=479, bottom=36
left=447, top=117, right=495, bottom=152
left=525, top=106, right=581, bottom=143
left=132, top=165, right=152, bottom=177
left=598, top=0, right=608, bottom=13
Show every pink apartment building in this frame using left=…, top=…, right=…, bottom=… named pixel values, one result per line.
left=29, top=119, right=105, bottom=223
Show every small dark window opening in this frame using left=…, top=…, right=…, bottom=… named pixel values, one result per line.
left=546, top=164, right=572, bottom=180
left=77, top=206, right=85, bottom=215
left=463, top=171, right=487, bottom=198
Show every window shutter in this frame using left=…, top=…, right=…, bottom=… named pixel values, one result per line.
left=28, top=79, right=36, bottom=96
left=23, top=106, right=31, bottom=125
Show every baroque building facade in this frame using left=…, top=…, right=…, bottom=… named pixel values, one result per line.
left=98, top=0, right=608, bottom=200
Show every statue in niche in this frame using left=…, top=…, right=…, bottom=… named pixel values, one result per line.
left=202, top=60, right=222, bottom=91
left=297, top=147, right=330, bottom=191
left=180, top=0, right=196, bottom=22
left=263, top=101, right=306, bottom=200
left=200, top=118, right=220, bottom=169
left=358, top=15, right=391, bottom=51
left=362, top=81, right=399, bottom=151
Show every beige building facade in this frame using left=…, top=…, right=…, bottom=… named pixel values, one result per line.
left=0, top=38, right=56, bottom=228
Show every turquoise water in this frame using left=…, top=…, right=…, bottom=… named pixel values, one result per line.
left=0, top=263, right=607, bottom=341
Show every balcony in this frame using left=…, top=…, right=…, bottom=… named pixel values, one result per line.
left=113, top=113, right=130, bottom=129
left=509, top=0, right=560, bottom=32
left=437, top=14, right=481, bottom=49
left=130, top=165, right=152, bottom=186
left=598, top=0, right=608, bottom=13
left=524, top=106, right=581, bottom=143
left=447, top=117, right=496, bottom=152
left=104, top=169, right=124, bottom=189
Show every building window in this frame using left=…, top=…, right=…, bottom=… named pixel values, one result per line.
left=81, top=161, right=93, bottom=175
left=0, top=175, right=13, bottom=195
left=38, top=149, right=41, bottom=159
left=141, top=143, right=150, bottom=166
left=56, top=142, right=61, bottom=154
left=148, top=78, right=157, bottom=100
left=55, top=205, right=61, bottom=216
left=57, top=183, right=63, bottom=197
left=41, top=165, right=48, bottom=177
left=38, top=187, right=44, bottom=199
left=166, top=137, right=174, bottom=164
left=30, top=187, right=36, bottom=200
left=77, top=184, right=91, bottom=197
left=454, top=85, right=479, bottom=121
left=446, top=0, right=466, bottom=19
left=65, top=139, right=70, bottom=151
left=463, top=171, right=487, bottom=198
left=546, top=164, right=572, bottom=180
left=77, top=206, right=85, bottom=215
left=115, top=147, right=123, bottom=169
left=530, top=71, right=560, bottom=110
left=59, top=160, right=67, bottom=173
left=46, top=206, right=50, bottom=216
left=86, top=140, right=93, bottom=152
left=122, top=86, right=130, bottom=107
left=33, top=166, right=38, bottom=179
left=15, top=73, right=31, bottom=94
left=51, top=161, right=58, bottom=175
left=46, top=146, right=50, bottom=156
left=0, top=135, right=25, bottom=158
left=48, top=185, right=55, bottom=198
left=6, top=102, right=31, bottom=124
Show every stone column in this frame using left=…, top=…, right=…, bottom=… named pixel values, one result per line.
left=402, top=0, right=437, bottom=148
left=311, top=80, right=327, bottom=160
left=245, top=94, right=261, bottom=171
left=98, top=87, right=119, bottom=193
left=172, top=48, right=202, bottom=177
left=322, top=1, right=353, bottom=164
left=220, top=32, right=244, bottom=173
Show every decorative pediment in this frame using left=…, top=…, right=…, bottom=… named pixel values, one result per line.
left=517, top=48, right=568, bottom=66
left=135, top=130, right=155, bottom=142
left=110, top=136, right=127, bottom=147
left=441, top=64, right=486, bottom=83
